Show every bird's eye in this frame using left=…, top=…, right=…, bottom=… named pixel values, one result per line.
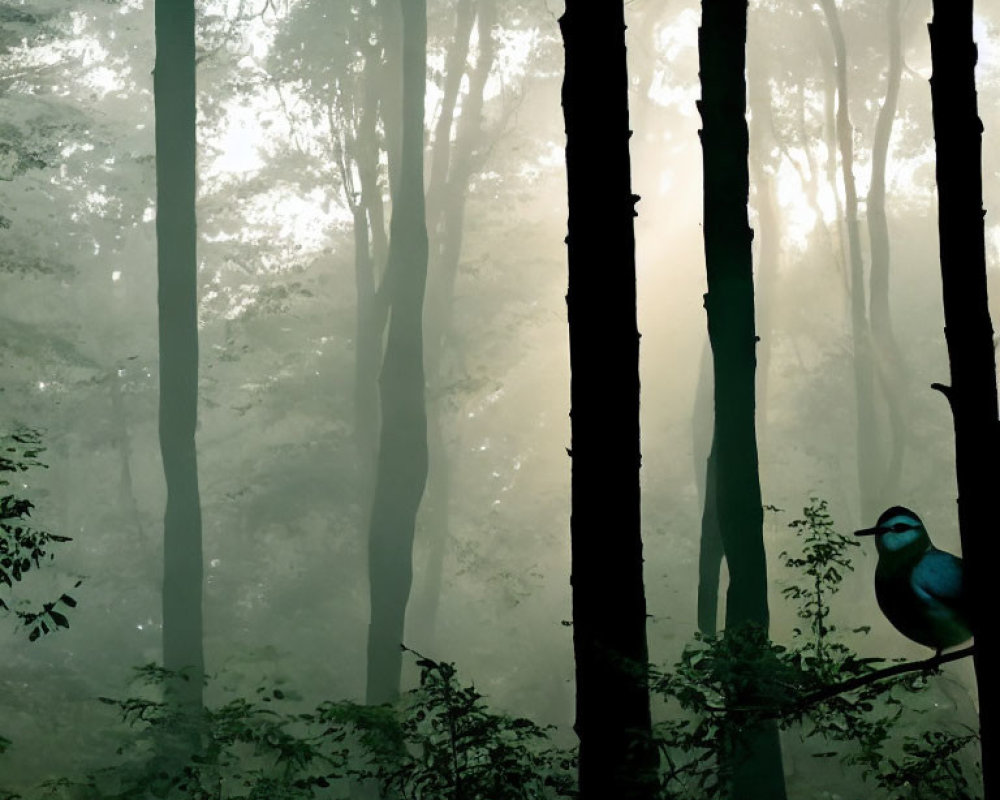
left=892, top=523, right=909, bottom=532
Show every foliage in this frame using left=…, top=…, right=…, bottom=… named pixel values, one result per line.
left=41, top=653, right=574, bottom=799
left=780, top=497, right=862, bottom=668
left=321, top=648, right=576, bottom=799
left=650, top=498, right=980, bottom=799
left=0, top=428, right=78, bottom=641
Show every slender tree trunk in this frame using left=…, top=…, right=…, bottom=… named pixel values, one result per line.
left=560, top=3, right=657, bottom=797
left=411, top=0, right=498, bottom=649
left=694, top=344, right=723, bottom=636
left=110, top=368, right=144, bottom=540
left=867, top=0, right=907, bottom=502
left=817, top=0, right=880, bottom=525
left=424, top=0, right=476, bottom=238
left=810, top=14, right=849, bottom=294
left=928, top=5, right=998, bottom=798
left=365, top=0, right=429, bottom=706
left=377, top=0, right=403, bottom=203
left=699, top=1, right=786, bottom=797
left=154, top=0, right=204, bottom=716
left=349, top=25, right=390, bottom=540
left=425, top=0, right=497, bottom=367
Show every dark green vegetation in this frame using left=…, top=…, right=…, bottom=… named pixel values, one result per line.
left=1, top=0, right=998, bottom=798
left=653, top=500, right=979, bottom=799
left=1, top=502, right=980, bottom=798
left=25, top=652, right=575, bottom=800
left=0, top=429, right=78, bottom=642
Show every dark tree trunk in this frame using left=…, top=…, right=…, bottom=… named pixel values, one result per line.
left=694, top=344, right=723, bottom=636
left=154, top=0, right=204, bottom=715
left=928, top=5, right=999, bottom=798
left=364, top=0, right=429, bottom=706
left=817, top=0, right=880, bottom=524
left=698, top=1, right=786, bottom=797
left=560, top=3, right=657, bottom=798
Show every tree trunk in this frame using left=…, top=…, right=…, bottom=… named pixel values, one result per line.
left=928, top=5, right=999, bottom=798
left=109, top=368, right=145, bottom=543
left=411, top=0, right=498, bottom=650
left=817, top=0, right=880, bottom=525
left=364, top=0, right=429, bottom=706
left=560, top=3, right=657, bottom=797
left=694, top=344, right=723, bottom=636
left=698, top=1, right=787, bottom=797
left=377, top=0, right=403, bottom=203
left=868, top=0, right=907, bottom=503
left=154, top=0, right=204, bottom=717
left=424, top=0, right=476, bottom=239
left=347, top=19, right=391, bottom=541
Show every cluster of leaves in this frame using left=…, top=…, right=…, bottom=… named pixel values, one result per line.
left=39, top=653, right=574, bottom=799
left=781, top=497, right=863, bottom=668
left=650, top=498, right=980, bottom=799
left=0, top=428, right=79, bottom=641
left=323, top=648, right=576, bottom=799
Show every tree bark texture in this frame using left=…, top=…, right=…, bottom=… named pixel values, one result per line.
left=698, top=0, right=787, bottom=796
left=365, top=0, right=429, bottom=707
left=154, top=0, right=204, bottom=714
left=928, top=4, right=998, bottom=798
left=560, top=3, right=657, bottom=798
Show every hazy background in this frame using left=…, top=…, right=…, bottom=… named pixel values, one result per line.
left=1, top=0, right=997, bottom=793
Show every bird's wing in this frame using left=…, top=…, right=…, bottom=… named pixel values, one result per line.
left=910, top=549, right=969, bottom=615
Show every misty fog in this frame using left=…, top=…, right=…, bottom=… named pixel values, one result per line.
left=1, top=0, right=997, bottom=797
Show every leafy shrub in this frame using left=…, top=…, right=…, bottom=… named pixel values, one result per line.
left=0, top=428, right=79, bottom=642
left=650, top=498, right=980, bottom=799
left=42, top=653, right=574, bottom=799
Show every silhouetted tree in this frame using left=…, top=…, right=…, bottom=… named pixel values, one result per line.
left=928, top=3, right=998, bottom=797
left=698, top=0, right=787, bottom=797
left=560, top=2, right=656, bottom=797
left=365, top=0, right=430, bottom=706
left=155, top=0, right=204, bottom=713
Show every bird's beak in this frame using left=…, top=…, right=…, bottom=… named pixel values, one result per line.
left=854, top=526, right=880, bottom=537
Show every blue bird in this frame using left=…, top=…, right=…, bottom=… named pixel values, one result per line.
left=855, top=506, right=973, bottom=655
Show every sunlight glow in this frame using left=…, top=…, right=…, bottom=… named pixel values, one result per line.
left=210, top=104, right=266, bottom=175
left=648, top=9, right=699, bottom=114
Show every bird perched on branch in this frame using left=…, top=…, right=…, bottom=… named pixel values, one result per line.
left=855, top=506, right=973, bottom=655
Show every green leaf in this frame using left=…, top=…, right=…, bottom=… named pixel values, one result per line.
left=48, top=609, right=69, bottom=628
